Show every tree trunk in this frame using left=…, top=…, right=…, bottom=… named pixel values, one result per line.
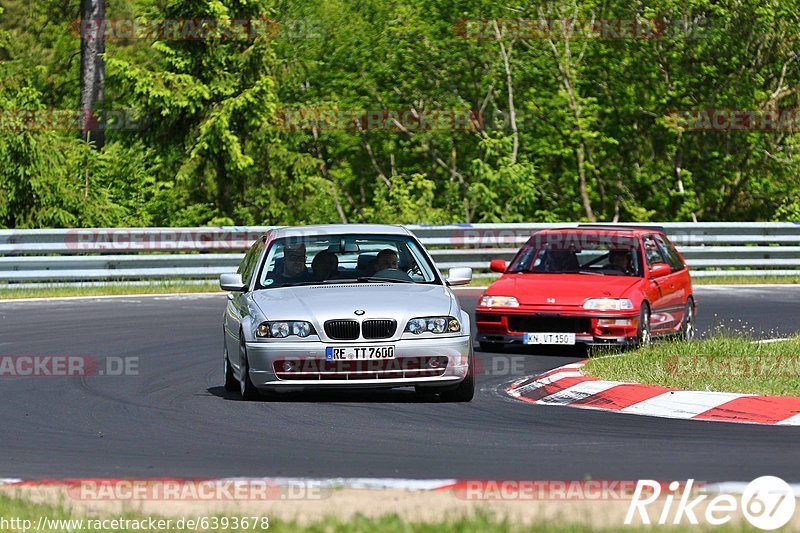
left=79, top=0, right=105, bottom=150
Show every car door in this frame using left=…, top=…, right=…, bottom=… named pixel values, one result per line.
left=225, top=237, right=265, bottom=370
left=654, top=233, right=691, bottom=327
left=641, top=234, right=676, bottom=333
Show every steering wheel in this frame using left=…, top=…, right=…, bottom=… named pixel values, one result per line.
left=373, top=268, right=414, bottom=282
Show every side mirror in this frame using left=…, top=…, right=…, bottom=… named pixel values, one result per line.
left=649, top=263, right=671, bottom=278
left=220, top=273, right=246, bottom=292
left=446, top=267, right=473, bottom=286
left=489, top=259, right=508, bottom=273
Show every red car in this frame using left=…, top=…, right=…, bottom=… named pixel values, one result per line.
left=475, top=225, right=696, bottom=351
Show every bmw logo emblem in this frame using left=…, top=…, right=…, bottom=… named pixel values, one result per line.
left=354, top=309, right=365, bottom=316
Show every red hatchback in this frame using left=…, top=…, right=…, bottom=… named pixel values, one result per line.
left=475, top=225, right=696, bottom=351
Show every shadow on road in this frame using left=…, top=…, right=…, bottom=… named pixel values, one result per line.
left=206, top=385, right=461, bottom=404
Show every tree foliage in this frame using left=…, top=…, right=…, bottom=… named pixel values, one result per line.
left=1, top=0, right=799, bottom=228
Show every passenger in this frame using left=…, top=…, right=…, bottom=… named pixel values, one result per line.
left=312, top=250, right=339, bottom=281
left=374, top=248, right=399, bottom=272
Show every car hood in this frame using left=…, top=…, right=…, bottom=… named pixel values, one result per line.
left=250, top=283, right=457, bottom=323
left=485, top=274, right=641, bottom=306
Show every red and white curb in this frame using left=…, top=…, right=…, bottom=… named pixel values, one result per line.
left=506, top=360, right=800, bottom=426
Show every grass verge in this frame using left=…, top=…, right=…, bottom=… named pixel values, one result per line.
left=584, top=335, right=800, bottom=397
left=0, top=273, right=799, bottom=300
left=0, top=492, right=770, bottom=532
left=692, top=275, right=800, bottom=285
left=0, top=282, right=221, bottom=300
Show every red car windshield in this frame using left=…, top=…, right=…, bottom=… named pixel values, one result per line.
left=507, top=234, right=643, bottom=277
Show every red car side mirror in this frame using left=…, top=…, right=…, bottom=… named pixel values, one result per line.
left=649, top=263, right=671, bottom=278
left=489, top=259, right=508, bottom=273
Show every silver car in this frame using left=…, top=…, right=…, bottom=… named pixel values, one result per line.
left=220, top=224, right=475, bottom=401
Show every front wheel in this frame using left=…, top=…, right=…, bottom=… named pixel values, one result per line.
left=223, top=347, right=238, bottom=392
left=636, top=304, right=652, bottom=347
left=435, top=353, right=476, bottom=402
left=238, top=335, right=260, bottom=401
left=680, top=300, right=696, bottom=341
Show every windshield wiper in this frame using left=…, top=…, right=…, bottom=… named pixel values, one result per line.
left=357, top=276, right=413, bottom=284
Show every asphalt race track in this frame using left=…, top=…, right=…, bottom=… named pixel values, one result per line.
left=1, top=286, right=799, bottom=481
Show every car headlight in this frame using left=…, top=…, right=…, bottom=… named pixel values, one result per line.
left=583, top=298, right=634, bottom=311
left=405, top=316, right=461, bottom=335
left=256, top=321, right=316, bottom=338
left=479, top=296, right=520, bottom=308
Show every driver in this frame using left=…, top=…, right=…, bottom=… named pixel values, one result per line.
left=608, top=249, right=633, bottom=273
left=269, top=242, right=311, bottom=285
left=374, top=248, right=399, bottom=272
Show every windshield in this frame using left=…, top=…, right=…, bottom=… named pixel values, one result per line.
left=256, top=234, right=440, bottom=289
left=507, top=234, right=643, bottom=277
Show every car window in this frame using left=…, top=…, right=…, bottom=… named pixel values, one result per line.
left=642, top=235, right=667, bottom=267
left=239, top=238, right=265, bottom=286
left=506, top=233, right=642, bottom=276
left=654, top=234, right=684, bottom=272
left=256, top=234, right=439, bottom=289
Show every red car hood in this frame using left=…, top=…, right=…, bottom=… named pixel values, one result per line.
left=485, top=274, right=642, bottom=307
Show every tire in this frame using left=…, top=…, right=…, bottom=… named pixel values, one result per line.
left=680, top=300, right=696, bottom=341
left=479, top=341, right=504, bottom=353
left=438, top=353, right=475, bottom=402
left=636, top=304, right=652, bottom=347
left=238, top=334, right=260, bottom=401
left=223, top=347, right=238, bottom=392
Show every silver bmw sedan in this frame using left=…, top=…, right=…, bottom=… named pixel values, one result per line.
left=220, top=224, right=475, bottom=401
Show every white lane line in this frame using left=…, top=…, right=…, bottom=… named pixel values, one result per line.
left=536, top=380, right=619, bottom=405
left=753, top=337, right=793, bottom=344
left=702, top=482, right=800, bottom=496
left=510, top=371, right=585, bottom=396
left=776, top=413, right=800, bottom=426
left=621, top=391, right=747, bottom=419
left=183, top=477, right=460, bottom=490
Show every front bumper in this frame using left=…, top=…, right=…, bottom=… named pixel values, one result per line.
left=475, top=307, right=640, bottom=347
left=244, top=335, right=471, bottom=391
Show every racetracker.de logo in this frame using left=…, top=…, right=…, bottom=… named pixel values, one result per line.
left=455, top=18, right=664, bottom=40
left=64, top=229, right=264, bottom=251
left=68, top=479, right=328, bottom=501
left=71, top=18, right=280, bottom=40
left=452, top=480, right=663, bottom=500
left=275, top=107, right=483, bottom=132
left=0, top=356, right=138, bottom=377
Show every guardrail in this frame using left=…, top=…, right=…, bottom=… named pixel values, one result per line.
left=0, top=222, right=798, bottom=285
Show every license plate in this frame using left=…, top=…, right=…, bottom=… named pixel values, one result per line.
left=325, top=346, right=395, bottom=361
left=523, top=333, right=576, bottom=345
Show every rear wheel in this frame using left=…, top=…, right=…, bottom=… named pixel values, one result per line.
left=636, top=304, right=652, bottom=347
left=680, top=300, right=696, bottom=341
left=238, top=334, right=260, bottom=401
